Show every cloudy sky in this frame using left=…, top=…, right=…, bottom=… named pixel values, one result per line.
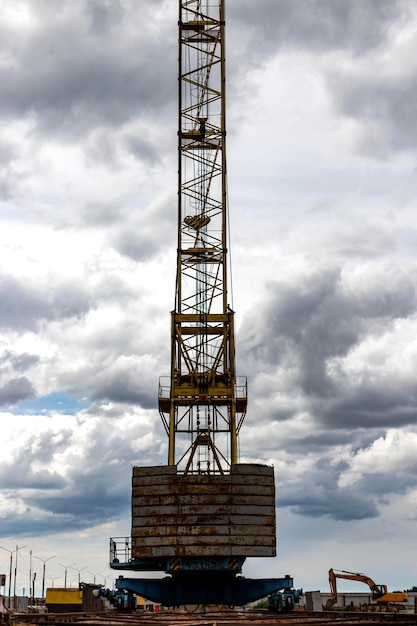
left=0, top=0, right=417, bottom=597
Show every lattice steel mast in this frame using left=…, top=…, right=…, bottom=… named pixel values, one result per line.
left=159, top=0, right=247, bottom=474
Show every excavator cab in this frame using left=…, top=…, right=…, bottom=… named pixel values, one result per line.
left=371, top=584, right=387, bottom=600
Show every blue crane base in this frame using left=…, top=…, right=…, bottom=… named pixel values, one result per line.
left=116, top=573, right=295, bottom=607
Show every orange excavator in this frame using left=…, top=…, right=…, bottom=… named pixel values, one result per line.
left=328, top=569, right=408, bottom=608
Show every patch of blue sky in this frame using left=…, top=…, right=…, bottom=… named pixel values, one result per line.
left=9, top=391, right=89, bottom=415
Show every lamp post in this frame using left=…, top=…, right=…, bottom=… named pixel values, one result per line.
left=87, top=570, right=102, bottom=585
left=0, top=547, right=13, bottom=607
left=34, top=554, right=55, bottom=601
left=70, top=566, right=86, bottom=588
left=13, top=545, right=27, bottom=602
left=29, top=550, right=32, bottom=603
left=57, top=562, right=76, bottom=588
left=98, top=569, right=111, bottom=588
left=32, top=572, right=36, bottom=603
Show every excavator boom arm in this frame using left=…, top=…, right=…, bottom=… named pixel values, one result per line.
left=328, top=569, right=407, bottom=605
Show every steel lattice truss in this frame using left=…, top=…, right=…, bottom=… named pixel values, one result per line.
left=158, top=1, right=247, bottom=475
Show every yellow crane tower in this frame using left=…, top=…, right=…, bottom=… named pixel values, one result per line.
left=158, top=0, right=245, bottom=474
left=108, top=1, right=299, bottom=607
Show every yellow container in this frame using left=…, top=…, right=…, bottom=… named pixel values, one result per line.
left=45, top=588, right=83, bottom=606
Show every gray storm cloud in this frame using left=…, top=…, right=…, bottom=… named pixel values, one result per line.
left=0, top=0, right=416, bottom=592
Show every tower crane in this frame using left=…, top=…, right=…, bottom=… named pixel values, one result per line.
left=108, top=1, right=300, bottom=607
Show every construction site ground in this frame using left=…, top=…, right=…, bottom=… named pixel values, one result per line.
left=7, top=607, right=417, bottom=626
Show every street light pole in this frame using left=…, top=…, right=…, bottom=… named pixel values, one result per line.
left=70, top=566, right=86, bottom=588
left=87, top=571, right=102, bottom=585
left=0, top=547, right=13, bottom=607
left=29, top=550, right=32, bottom=604
left=13, top=545, right=27, bottom=602
left=57, top=562, right=76, bottom=588
left=34, top=554, right=55, bottom=601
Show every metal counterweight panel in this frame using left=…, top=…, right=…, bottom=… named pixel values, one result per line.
left=131, top=463, right=276, bottom=558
